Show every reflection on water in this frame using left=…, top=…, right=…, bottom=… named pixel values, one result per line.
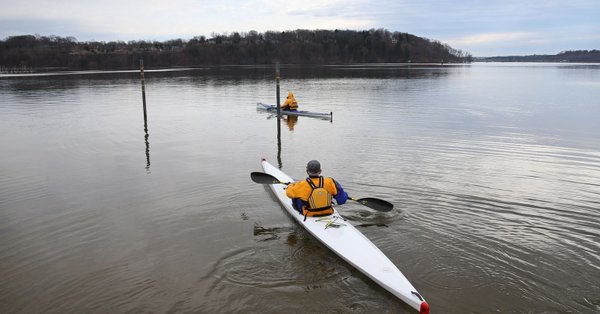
left=253, top=223, right=295, bottom=241
left=270, top=112, right=322, bottom=169
left=197, top=224, right=416, bottom=313
left=140, top=59, right=151, bottom=173
left=283, top=115, right=298, bottom=131
left=144, top=119, right=151, bottom=173
left=276, top=111, right=282, bottom=169
left=1, top=64, right=599, bottom=313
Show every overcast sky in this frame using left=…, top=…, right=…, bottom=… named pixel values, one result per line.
left=1, top=0, right=598, bottom=57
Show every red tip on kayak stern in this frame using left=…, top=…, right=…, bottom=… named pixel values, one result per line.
left=419, top=301, right=429, bottom=314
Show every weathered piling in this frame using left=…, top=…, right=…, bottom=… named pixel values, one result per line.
left=140, top=59, right=148, bottom=123
left=276, top=62, right=281, bottom=118
left=140, top=59, right=150, bottom=172
left=276, top=62, right=282, bottom=168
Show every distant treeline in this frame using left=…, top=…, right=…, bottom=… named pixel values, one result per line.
left=476, top=50, right=600, bottom=63
left=0, top=29, right=472, bottom=71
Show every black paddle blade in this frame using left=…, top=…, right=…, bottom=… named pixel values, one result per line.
left=351, top=197, right=394, bottom=212
left=250, top=172, right=285, bottom=185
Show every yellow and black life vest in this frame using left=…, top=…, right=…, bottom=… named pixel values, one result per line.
left=303, top=176, right=333, bottom=220
left=282, top=92, right=298, bottom=110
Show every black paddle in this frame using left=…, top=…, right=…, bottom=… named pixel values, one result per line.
left=250, top=172, right=394, bottom=212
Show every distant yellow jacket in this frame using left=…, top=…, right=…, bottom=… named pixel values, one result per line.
left=281, top=92, right=298, bottom=110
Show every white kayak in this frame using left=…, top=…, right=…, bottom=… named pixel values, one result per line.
left=256, top=102, right=333, bottom=120
left=260, top=159, right=429, bottom=313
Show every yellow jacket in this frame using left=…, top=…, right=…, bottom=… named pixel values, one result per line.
left=281, top=92, right=298, bottom=110
left=286, top=177, right=339, bottom=201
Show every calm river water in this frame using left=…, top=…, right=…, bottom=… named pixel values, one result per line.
left=1, top=63, right=599, bottom=313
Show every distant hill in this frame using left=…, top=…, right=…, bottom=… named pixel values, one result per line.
left=0, top=29, right=472, bottom=72
left=475, top=50, right=600, bottom=62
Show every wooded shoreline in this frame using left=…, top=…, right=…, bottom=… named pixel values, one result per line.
left=1, top=29, right=472, bottom=71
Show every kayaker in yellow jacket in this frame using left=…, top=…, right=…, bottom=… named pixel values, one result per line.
left=286, top=160, right=348, bottom=219
left=280, top=91, right=298, bottom=111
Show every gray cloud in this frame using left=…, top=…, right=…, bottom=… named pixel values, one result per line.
left=1, top=0, right=598, bottom=56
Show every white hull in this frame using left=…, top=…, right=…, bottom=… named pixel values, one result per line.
left=260, top=159, right=428, bottom=313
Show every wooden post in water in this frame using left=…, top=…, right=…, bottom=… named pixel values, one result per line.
left=140, top=59, right=148, bottom=123
left=140, top=59, right=150, bottom=172
left=277, top=127, right=282, bottom=169
left=275, top=62, right=282, bottom=168
left=276, top=62, right=281, bottom=118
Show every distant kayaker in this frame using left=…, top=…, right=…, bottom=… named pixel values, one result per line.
left=286, top=160, right=348, bottom=219
left=280, top=91, right=299, bottom=111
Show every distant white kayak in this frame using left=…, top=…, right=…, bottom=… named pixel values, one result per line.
left=256, top=102, right=333, bottom=120
left=260, top=159, right=429, bottom=313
